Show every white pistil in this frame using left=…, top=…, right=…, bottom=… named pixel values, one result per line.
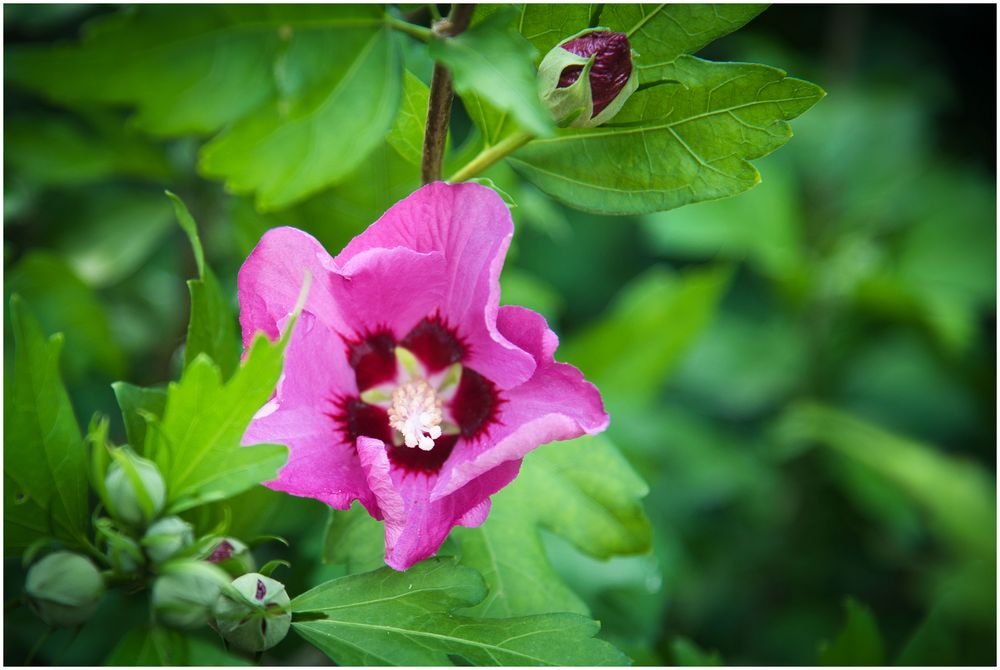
left=387, top=380, right=443, bottom=451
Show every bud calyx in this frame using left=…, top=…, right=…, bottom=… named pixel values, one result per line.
left=538, top=28, right=638, bottom=128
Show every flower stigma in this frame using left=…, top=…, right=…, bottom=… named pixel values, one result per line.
left=388, top=379, right=443, bottom=451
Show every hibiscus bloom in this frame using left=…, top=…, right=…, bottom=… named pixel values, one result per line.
left=239, top=182, right=608, bottom=570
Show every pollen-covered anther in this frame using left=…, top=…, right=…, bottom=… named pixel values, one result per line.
left=388, top=380, right=444, bottom=451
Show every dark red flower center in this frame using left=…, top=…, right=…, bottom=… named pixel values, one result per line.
left=556, top=31, right=632, bottom=117
left=333, top=318, right=501, bottom=474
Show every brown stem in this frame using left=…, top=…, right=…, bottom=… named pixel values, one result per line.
left=420, top=4, right=476, bottom=184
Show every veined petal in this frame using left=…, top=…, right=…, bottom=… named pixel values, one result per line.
left=335, top=182, right=536, bottom=389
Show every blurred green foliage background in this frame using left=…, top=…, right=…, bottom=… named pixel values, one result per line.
left=4, top=4, right=996, bottom=665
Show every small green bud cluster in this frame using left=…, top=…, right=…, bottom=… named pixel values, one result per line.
left=23, top=446, right=287, bottom=647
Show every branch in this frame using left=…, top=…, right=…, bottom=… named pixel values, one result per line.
left=420, top=4, right=476, bottom=185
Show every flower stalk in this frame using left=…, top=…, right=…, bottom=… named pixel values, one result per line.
left=421, top=4, right=476, bottom=184
left=447, top=130, right=534, bottom=183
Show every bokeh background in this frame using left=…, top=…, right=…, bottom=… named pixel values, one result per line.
left=4, top=4, right=996, bottom=665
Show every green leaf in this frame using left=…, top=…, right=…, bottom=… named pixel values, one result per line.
left=516, top=4, right=595, bottom=57
left=54, top=186, right=176, bottom=288
left=432, top=9, right=555, bottom=139
left=776, top=402, right=997, bottom=562
left=386, top=69, right=431, bottom=167
left=111, top=381, right=167, bottom=452
left=200, top=24, right=402, bottom=210
left=323, top=503, right=388, bottom=575
left=292, top=557, right=629, bottom=666
left=511, top=56, right=824, bottom=215
left=641, top=151, right=803, bottom=279
left=601, top=4, right=767, bottom=83
left=5, top=251, right=125, bottom=380
left=454, top=435, right=651, bottom=618
left=167, top=192, right=240, bottom=381
left=8, top=6, right=403, bottom=210
left=671, top=637, right=724, bottom=666
left=561, top=264, right=732, bottom=408
left=230, top=141, right=420, bottom=259
left=4, top=112, right=172, bottom=187
left=147, top=334, right=291, bottom=514
left=4, top=296, right=88, bottom=553
left=818, top=599, right=885, bottom=666
left=105, top=625, right=250, bottom=666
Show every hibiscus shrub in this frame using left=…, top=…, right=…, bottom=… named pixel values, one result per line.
left=7, top=3, right=994, bottom=668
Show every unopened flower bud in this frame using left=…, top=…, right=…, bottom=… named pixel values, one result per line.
left=152, top=561, right=229, bottom=629
left=25, top=552, right=105, bottom=627
left=106, top=535, right=144, bottom=574
left=105, top=451, right=166, bottom=526
left=212, top=573, right=291, bottom=653
left=537, top=28, right=638, bottom=128
left=143, top=516, right=194, bottom=564
left=207, top=538, right=256, bottom=577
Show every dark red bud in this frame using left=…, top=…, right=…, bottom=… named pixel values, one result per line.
left=208, top=540, right=234, bottom=563
left=556, top=31, right=633, bottom=117
left=255, top=579, right=266, bottom=600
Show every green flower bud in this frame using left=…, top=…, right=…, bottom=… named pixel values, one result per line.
left=537, top=28, right=638, bottom=128
left=143, top=516, right=194, bottom=564
left=152, top=561, right=229, bottom=630
left=212, top=573, right=291, bottom=653
left=104, top=450, right=165, bottom=526
left=207, top=538, right=256, bottom=577
left=25, top=551, right=105, bottom=627
left=107, top=534, right=144, bottom=575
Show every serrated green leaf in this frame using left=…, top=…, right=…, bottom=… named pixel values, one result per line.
left=511, top=56, right=824, bottom=215
left=292, top=557, right=629, bottom=666
left=818, top=598, right=885, bottom=666
left=455, top=435, right=651, bottom=618
left=111, top=381, right=167, bottom=453
left=432, top=8, right=555, bottom=139
left=561, top=264, right=732, bottom=408
left=200, top=24, right=402, bottom=210
left=105, top=625, right=250, bottom=666
left=167, top=192, right=240, bottom=380
left=5, top=251, right=125, bottom=380
left=4, top=295, right=88, bottom=554
left=147, top=333, right=291, bottom=514
left=601, top=4, right=767, bottom=83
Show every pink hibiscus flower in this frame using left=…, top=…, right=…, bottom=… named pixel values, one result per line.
left=239, top=182, right=608, bottom=570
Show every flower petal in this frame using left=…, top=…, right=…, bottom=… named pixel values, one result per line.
left=332, top=246, right=448, bottom=340
left=238, top=226, right=343, bottom=346
left=245, top=407, right=377, bottom=513
left=272, top=310, right=356, bottom=409
left=357, top=437, right=521, bottom=571
left=335, top=182, right=535, bottom=389
left=243, top=303, right=371, bottom=512
left=431, top=305, right=609, bottom=500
